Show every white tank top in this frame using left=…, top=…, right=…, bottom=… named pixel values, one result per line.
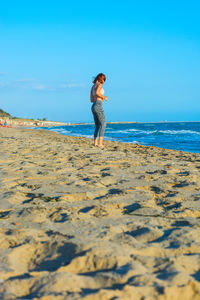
left=92, top=85, right=104, bottom=100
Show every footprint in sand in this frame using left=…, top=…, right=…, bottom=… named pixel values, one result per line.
left=49, top=211, right=68, bottom=223
left=173, top=181, right=190, bottom=188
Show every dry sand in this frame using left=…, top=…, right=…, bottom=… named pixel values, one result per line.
left=0, top=128, right=200, bottom=300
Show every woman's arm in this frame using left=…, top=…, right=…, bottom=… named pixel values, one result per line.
left=95, top=83, right=108, bottom=100
left=90, top=87, right=94, bottom=103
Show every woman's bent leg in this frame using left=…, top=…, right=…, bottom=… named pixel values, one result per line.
left=92, top=110, right=100, bottom=140
left=92, top=102, right=106, bottom=147
left=97, top=109, right=106, bottom=147
left=98, top=110, right=106, bottom=138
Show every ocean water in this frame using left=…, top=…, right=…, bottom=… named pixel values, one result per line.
left=35, top=122, right=200, bottom=153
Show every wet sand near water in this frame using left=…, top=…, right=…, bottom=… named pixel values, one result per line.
left=0, top=128, right=200, bottom=299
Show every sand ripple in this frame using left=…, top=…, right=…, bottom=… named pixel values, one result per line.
left=0, top=128, right=200, bottom=299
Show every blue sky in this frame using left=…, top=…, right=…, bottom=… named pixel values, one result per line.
left=0, top=0, right=200, bottom=122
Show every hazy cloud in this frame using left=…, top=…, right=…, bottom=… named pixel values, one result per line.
left=0, top=77, right=86, bottom=91
left=32, top=84, right=48, bottom=91
left=33, top=82, right=86, bottom=92
left=0, top=82, right=8, bottom=88
left=15, top=78, right=35, bottom=83
left=32, top=84, right=57, bottom=92
left=60, top=83, right=85, bottom=89
left=0, top=72, right=7, bottom=76
left=0, top=77, right=34, bottom=89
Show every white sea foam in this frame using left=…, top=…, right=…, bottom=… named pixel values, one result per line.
left=50, top=128, right=71, bottom=134
left=129, top=140, right=141, bottom=144
left=159, top=130, right=200, bottom=135
left=71, top=133, right=93, bottom=139
left=107, top=128, right=200, bottom=136
left=127, top=129, right=141, bottom=132
left=104, top=136, right=119, bottom=141
left=107, top=129, right=146, bottom=134
left=106, top=130, right=132, bottom=134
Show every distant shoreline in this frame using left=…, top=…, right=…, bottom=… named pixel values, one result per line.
left=70, top=121, right=200, bottom=126
left=1, top=116, right=200, bottom=128
left=0, top=117, right=69, bottom=128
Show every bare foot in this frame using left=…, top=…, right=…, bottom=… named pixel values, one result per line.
left=98, top=145, right=105, bottom=149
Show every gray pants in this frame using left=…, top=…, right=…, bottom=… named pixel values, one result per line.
left=91, top=100, right=106, bottom=138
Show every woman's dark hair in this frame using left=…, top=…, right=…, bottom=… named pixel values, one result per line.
left=93, top=73, right=106, bottom=84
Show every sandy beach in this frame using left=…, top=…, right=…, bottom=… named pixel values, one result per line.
left=0, top=127, right=200, bottom=299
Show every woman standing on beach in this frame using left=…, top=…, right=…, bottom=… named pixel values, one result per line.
left=90, top=73, right=108, bottom=148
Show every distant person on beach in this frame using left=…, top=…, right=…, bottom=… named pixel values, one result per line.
left=90, top=73, right=108, bottom=148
